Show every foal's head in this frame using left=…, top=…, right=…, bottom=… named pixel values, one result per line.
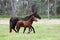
left=30, top=16, right=37, bottom=22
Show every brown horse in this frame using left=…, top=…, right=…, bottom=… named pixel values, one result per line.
left=16, top=16, right=37, bottom=33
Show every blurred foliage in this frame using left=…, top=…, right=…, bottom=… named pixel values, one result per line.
left=0, top=0, right=60, bottom=18
left=57, top=1, right=60, bottom=14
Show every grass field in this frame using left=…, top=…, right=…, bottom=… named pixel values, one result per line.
left=0, top=23, right=60, bottom=40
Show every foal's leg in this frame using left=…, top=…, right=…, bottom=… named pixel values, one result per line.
left=23, top=27, right=26, bottom=33
left=28, top=27, right=32, bottom=32
left=16, top=27, right=20, bottom=33
left=16, top=24, right=20, bottom=33
left=28, top=27, right=31, bottom=33
left=31, top=26, right=35, bottom=33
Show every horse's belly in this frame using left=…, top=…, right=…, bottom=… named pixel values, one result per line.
left=23, top=22, right=31, bottom=27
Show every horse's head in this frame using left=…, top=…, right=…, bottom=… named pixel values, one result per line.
left=31, top=16, right=37, bottom=22
left=32, top=13, right=41, bottom=19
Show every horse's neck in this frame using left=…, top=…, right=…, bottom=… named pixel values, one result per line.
left=28, top=18, right=33, bottom=24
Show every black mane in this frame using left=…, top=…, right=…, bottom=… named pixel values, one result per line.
left=19, top=13, right=41, bottom=21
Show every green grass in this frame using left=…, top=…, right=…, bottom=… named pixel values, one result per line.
left=0, top=15, right=11, bottom=18
left=41, top=15, right=60, bottom=19
left=0, top=23, right=60, bottom=40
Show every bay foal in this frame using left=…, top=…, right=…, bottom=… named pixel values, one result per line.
left=16, top=16, right=37, bottom=33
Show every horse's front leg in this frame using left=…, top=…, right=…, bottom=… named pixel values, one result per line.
left=31, top=26, right=35, bottom=33
left=28, top=27, right=31, bottom=33
left=23, top=27, right=26, bottom=33
left=13, top=27, right=17, bottom=33
left=28, top=26, right=32, bottom=32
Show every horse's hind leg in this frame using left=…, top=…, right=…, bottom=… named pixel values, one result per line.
left=16, top=26, right=20, bottom=33
left=13, top=28, right=17, bottom=33
left=30, top=26, right=32, bottom=32
left=23, top=27, right=26, bottom=33
left=16, top=29, right=19, bottom=33
left=10, top=22, right=12, bottom=33
left=31, top=26, right=35, bottom=33
left=10, top=27, right=12, bottom=33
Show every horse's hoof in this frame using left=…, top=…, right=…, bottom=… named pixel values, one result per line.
left=16, top=31, right=19, bottom=33
left=9, top=32, right=12, bottom=33
left=23, top=32, right=25, bottom=33
left=33, top=32, right=35, bottom=33
left=9, top=31, right=12, bottom=33
left=33, top=31, right=35, bottom=33
left=27, top=32, right=30, bottom=34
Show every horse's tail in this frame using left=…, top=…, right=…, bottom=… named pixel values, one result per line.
left=9, top=18, right=12, bottom=33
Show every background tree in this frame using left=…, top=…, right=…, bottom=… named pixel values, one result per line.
left=0, top=0, right=60, bottom=18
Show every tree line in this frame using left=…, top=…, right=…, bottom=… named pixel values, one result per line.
left=0, top=0, right=60, bottom=17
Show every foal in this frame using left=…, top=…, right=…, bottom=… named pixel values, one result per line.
left=16, top=16, right=37, bottom=33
